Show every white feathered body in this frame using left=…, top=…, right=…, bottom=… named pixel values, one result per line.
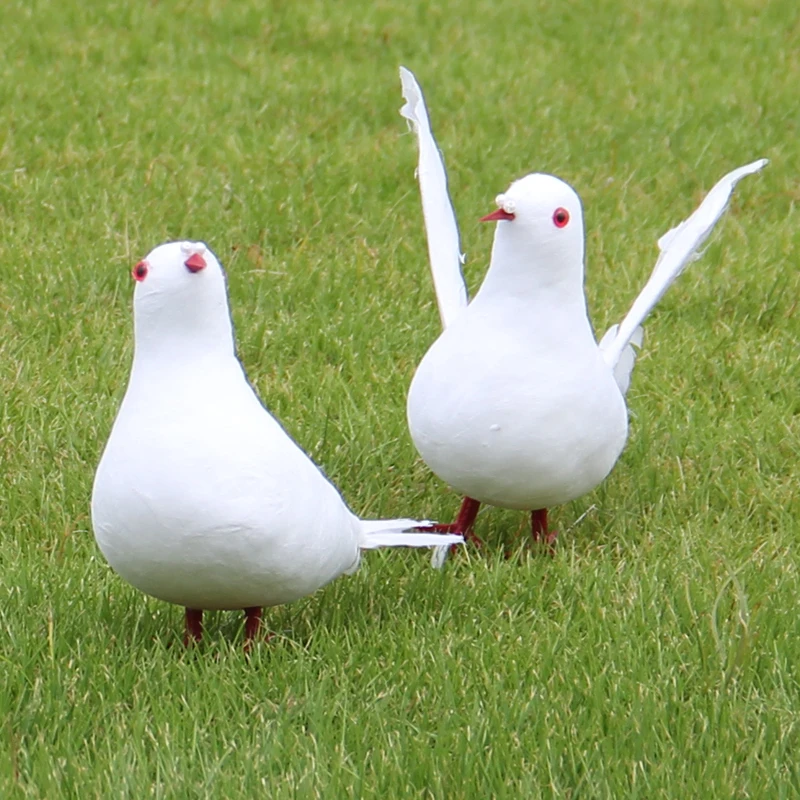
left=399, top=66, right=766, bottom=518
left=92, top=350, right=362, bottom=610
left=408, top=291, right=628, bottom=510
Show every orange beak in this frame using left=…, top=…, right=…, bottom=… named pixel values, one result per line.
left=480, top=208, right=515, bottom=222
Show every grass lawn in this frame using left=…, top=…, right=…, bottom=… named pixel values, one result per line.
left=1, top=0, right=798, bottom=796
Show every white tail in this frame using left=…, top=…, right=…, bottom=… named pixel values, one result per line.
left=359, top=518, right=463, bottom=550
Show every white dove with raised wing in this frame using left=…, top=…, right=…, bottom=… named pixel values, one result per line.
left=399, top=67, right=767, bottom=565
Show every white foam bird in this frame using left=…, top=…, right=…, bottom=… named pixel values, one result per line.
left=399, top=67, right=767, bottom=564
left=91, top=241, right=463, bottom=645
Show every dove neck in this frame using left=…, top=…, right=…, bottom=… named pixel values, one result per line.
left=477, top=228, right=588, bottom=310
left=131, top=294, right=237, bottom=374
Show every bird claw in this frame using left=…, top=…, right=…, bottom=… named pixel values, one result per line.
left=532, top=528, right=558, bottom=556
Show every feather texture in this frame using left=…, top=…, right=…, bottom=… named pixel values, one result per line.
left=599, top=323, right=644, bottom=396
left=399, top=67, right=468, bottom=329
left=601, top=158, right=768, bottom=369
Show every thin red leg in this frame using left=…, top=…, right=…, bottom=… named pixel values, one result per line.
left=243, top=606, right=262, bottom=651
left=454, top=497, right=482, bottom=545
left=417, top=496, right=482, bottom=547
left=184, top=608, right=203, bottom=646
left=531, top=508, right=558, bottom=547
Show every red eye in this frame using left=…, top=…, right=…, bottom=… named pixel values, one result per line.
left=132, top=261, right=148, bottom=281
left=553, top=207, right=570, bottom=228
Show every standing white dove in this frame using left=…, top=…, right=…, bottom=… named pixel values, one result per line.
left=398, top=67, right=767, bottom=566
left=91, top=241, right=462, bottom=646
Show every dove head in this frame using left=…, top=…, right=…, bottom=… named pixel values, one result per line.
left=130, top=241, right=235, bottom=362
left=480, top=173, right=586, bottom=301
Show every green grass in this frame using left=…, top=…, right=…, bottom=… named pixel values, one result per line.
left=1, top=0, right=798, bottom=795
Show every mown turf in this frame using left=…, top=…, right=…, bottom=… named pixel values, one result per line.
left=1, top=0, right=798, bottom=796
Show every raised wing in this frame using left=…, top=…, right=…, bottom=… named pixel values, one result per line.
left=399, top=67, right=468, bottom=329
left=598, top=323, right=643, bottom=396
left=601, top=158, right=768, bottom=371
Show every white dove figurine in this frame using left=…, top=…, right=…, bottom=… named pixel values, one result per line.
left=399, top=67, right=767, bottom=565
left=91, top=241, right=463, bottom=646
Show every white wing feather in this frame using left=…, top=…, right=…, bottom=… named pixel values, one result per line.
left=601, top=158, right=768, bottom=371
left=598, top=323, right=643, bottom=396
left=399, top=67, right=468, bottom=329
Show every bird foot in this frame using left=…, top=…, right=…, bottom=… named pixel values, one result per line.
left=183, top=608, right=203, bottom=647
left=414, top=496, right=483, bottom=553
left=243, top=606, right=263, bottom=653
left=532, top=528, right=558, bottom=556
left=530, top=509, right=557, bottom=553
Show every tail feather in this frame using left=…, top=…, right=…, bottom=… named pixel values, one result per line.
left=359, top=518, right=464, bottom=550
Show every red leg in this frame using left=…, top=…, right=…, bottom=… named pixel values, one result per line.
left=184, top=608, right=203, bottom=646
left=417, top=496, right=482, bottom=546
left=454, top=497, right=482, bottom=546
left=531, top=508, right=558, bottom=547
left=243, top=606, right=262, bottom=651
